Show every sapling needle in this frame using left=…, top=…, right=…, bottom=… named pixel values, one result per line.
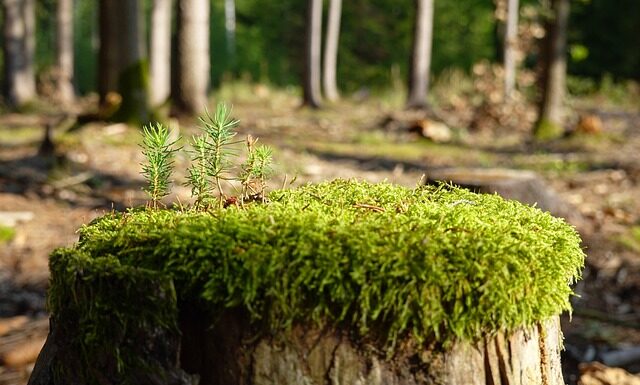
left=140, top=123, right=180, bottom=208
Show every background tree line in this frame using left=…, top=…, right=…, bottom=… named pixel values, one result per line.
left=1, top=0, right=639, bottom=134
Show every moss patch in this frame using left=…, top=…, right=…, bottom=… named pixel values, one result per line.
left=48, top=179, right=584, bottom=376
left=0, top=225, right=15, bottom=243
left=534, top=118, right=565, bottom=141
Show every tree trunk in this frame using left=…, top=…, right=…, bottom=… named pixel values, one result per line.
left=115, top=0, right=149, bottom=122
left=224, top=0, right=236, bottom=69
left=503, top=0, right=519, bottom=102
left=322, top=0, right=341, bottom=103
left=56, top=0, right=75, bottom=105
left=150, top=0, right=172, bottom=107
left=534, top=0, right=570, bottom=140
left=406, top=0, right=434, bottom=110
left=302, top=0, right=323, bottom=108
left=174, top=0, right=210, bottom=115
left=2, top=0, right=36, bottom=107
left=98, top=0, right=120, bottom=106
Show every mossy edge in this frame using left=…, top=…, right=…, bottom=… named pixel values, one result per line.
left=47, top=179, right=585, bottom=381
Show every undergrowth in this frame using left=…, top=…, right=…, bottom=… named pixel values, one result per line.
left=48, top=179, right=585, bottom=380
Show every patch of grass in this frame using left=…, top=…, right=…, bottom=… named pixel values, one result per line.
left=0, top=225, right=15, bottom=243
left=48, top=179, right=584, bottom=381
left=617, top=226, right=640, bottom=253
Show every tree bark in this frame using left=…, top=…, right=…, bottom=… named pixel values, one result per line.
left=406, top=0, right=434, bottom=110
left=115, top=0, right=150, bottom=122
left=56, top=0, right=75, bottom=105
left=224, top=0, right=236, bottom=68
left=174, top=0, right=210, bottom=115
left=98, top=0, right=120, bottom=106
left=302, top=0, right=323, bottom=108
left=322, top=0, right=341, bottom=103
left=503, top=0, right=519, bottom=102
left=2, top=0, right=36, bottom=107
left=180, top=310, right=566, bottom=385
left=150, top=0, right=172, bottom=107
left=534, top=0, right=570, bottom=140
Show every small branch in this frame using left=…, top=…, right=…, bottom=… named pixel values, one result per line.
left=353, top=203, right=385, bottom=213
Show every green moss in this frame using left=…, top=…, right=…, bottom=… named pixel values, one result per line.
left=48, top=180, right=584, bottom=375
left=0, top=225, right=15, bottom=243
left=113, top=60, right=150, bottom=124
left=534, top=118, right=565, bottom=141
left=617, top=226, right=640, bottom=253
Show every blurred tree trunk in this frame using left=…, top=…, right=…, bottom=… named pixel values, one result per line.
left=503, top=0, right=518, bottom=101
left=534, top=0, right=569, bottom=140
left=56, top=0, right=75, bottom=105
left=322, top=0, right=341, bottom=102
left=224, top=0, right=236, bottom=69
left=2, top=0, right=36, bottom=107
left=150, top=0, right=172, bottom=107
left=98, top=0, right=120, bottom=106
left=114, top=0, right=149, bottom=122
left=302, top=0, right=322, bottom=108
left=406, top=0, right=434, bottom=109
left=174, top=0, right=210, bottom=115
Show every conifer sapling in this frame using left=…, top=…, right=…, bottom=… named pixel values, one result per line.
left=197, top=103, right=240, bottom=203
left=140, top=123, right=180, bottom=208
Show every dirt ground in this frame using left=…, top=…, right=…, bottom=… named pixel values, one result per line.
left=1, top=92, right=639, bottom=384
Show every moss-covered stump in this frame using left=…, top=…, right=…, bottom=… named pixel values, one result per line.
left=29, top=180, right=585, bottom=385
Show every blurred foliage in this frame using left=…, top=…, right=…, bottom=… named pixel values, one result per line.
left=9, top=0, right=640, bottom=96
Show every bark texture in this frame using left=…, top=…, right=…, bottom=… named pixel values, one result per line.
left=503, top=0, right=519, bottom=101
left=115, top=0, right=149, bottom=122
left=150, top=0, right=172, bottom=107
left=56, top=0, right=74, bottom=105
left=2, top=0, right=36, bottom=107
left=534, top=0, right=570, bottom=140
left=407, top=0, right=434, bottom=109
left=29, top=301, right=566, bottom=385
left=174, top=0, right=210, bottom=115
left=178, top=309, right=564, bottom=385
left=303, top=0, right=323, bottom=108
left=322, top=0, right=342, bottom=102
left=98, top=0, right=120, bottom=105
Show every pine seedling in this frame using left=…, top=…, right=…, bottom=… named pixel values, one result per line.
left=185, top=134, right=212, bottom=208
left=140, top=123, right=180, bottom=208
left=239, top=134, right=273, bottom=201
left=198, top=103, right=240, bottom=203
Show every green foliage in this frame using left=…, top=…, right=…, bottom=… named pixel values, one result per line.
left=239, top=136, right=274, bottom=199
left=49, top=179, right=585, bottom=370
left=140, top=123, right=179, bottom=207
left=534, top=118, right=564, bottom=141
left=0, top=225, right=15, bottom=243
left=196, top=103, right=239, bottom=201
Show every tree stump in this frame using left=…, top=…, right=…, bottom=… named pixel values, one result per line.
left=28, top=180, right=584, bottom=385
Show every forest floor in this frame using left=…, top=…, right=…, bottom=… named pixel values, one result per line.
left=1, top=88, right=640, bottom=384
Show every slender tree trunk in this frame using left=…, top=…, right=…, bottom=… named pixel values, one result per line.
left=98, top=0, right=120, bottom=106
left=2, top=0, right=36, bottom=107
left=534, top=0, right=569, bottom=140
left=150, top=0, right=172, bottom=107
left=322, top=0, right=341, bottom=102
left=302, top=0, right=323, bottom=108
left=115, top=0, right=149, bottom=122
left=406, top=0, right=434, bottom=109
left=503, top=0, right=519, bottom=101
left=224, top=0, right=236, bottom=69
left=174, top=0, right=210, bottom=115
left=56, top=0, right=75, bottom=105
